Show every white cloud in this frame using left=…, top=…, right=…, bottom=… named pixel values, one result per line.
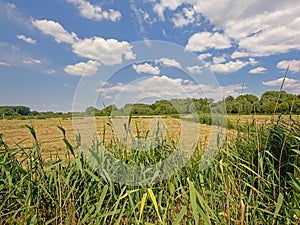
left=132, top=63, right=160, bottom=75
left=262, top=77, right=300, bottom=93
left=153, top=1, right=300, bottom=57
left=32, top=20, right=135, bottom=65
left=237, top=25, right=300, bottom=57
left=222, top=3, right=300, bottom=56
left=32, top=19, right=78, bottom=44
left=0, top=42, right=36, bottom=67
left=220, top=84, right=245, bottom=98
left=16, top=35, right=36, bottom=44
left=249, top=58, right=258, bottom=66
left=32, top=20, right=134, bottom=66
left=72, top=37, right=135, bottom=65
left=213, top=56, right=226, bottom=64
left=200, top=1, right=300, bottom=57
left=277, top=60, right=300, bottom=73
left=129, top=4, right=148, bottom=41
left=142, top=10, right=150, bottom=21
left=64, top=60, right=100, bottom=76
left=139, top=9, right=157, bottom=25
left=0, top=2, right=30, bottom=27
left=67, top=0, right=121, bottom=21
left=99, top=74, right=243, bottom=105
left=249, top=67, right=267, bottom=74
left=153, top=0, right=197, bottom=20
left=45, top=69, right=56, bottom=74
left=210, top=60, right=249, bottom=74
left=263, top=77, right=298, bottom=86
left=231, top=51, right=250, bottom=59
left=185, top=32, right=231, bottom=52
left=162, top=29, right=168, bottom=38
left=22, top=58, right=42, bottom=64
left=198, top=53, right=212, bottom=61
left=187, top=65, right=203, bottom=74
left=102, top=75, right=184, bottom=94
left=0, top=61, right=11, bottom=67
left=156, top=58, right=182, bottom=68
left=172, top=7, right=197, bottom=28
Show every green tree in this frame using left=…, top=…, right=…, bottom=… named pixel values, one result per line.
left=85, top=106, right=97, bottom=115
left=278, top=102, right=290, bottom=114
left=152, top=100, right=177, bottom=115
left=130, top=104, right=154, bottom=115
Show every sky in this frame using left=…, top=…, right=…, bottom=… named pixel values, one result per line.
left=0, top=0, right=300, bottom=112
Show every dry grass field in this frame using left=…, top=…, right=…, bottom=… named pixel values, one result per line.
left=1, top=114, right=298, bottom=159
left=228, top=114, right=300, bottom=125
left=0, top=116, right=211, bottom=158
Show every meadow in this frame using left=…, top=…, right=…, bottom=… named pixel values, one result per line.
left=1, top=116, right=213, bottom=158
left=0, top=114, right=299, bottom=224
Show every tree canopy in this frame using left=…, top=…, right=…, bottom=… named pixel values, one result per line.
left=88, top=90, right=300, bottom=116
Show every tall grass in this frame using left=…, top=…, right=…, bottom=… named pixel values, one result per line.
left=0, top=115, right=299, bottom=224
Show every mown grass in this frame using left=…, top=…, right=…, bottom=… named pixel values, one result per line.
left=0, top=115, right=299, bottom=224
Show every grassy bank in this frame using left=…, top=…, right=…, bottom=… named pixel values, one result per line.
left=0, top=116, right=299, bottom=224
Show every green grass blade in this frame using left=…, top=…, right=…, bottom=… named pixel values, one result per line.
left=173, top=205, right=187, bottom=225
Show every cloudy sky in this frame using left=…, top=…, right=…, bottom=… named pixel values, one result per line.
left=0, top=0, right=300, bottom=112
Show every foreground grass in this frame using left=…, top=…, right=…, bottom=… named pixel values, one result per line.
left=0, top=116, right=299, bottom=224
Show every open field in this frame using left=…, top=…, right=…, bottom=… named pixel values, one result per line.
left=0, top=116, right=210, bottom=158
left=1, top=114, right=299, bottom=158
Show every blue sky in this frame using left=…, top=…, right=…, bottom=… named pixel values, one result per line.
left=0, top=0, right=299, bottom=112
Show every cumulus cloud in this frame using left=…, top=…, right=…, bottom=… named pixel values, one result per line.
left=16, top=34, right=36, bottom=44
left=153, top=0, right=196, bottom=20
left=64, top=60, right=100, bottom=76
left=102, top=75, right=184, bottom=95
left=67, top=0, right=121, bottom=21
left=213, top=56, right=226, bottom=64
left=210, top=60, right=251, bottom=74
left=171, top=7, right=197, bottom=28
left=262, top=77, right=300, bottom=93
left=132, top=63, right=160, bottom=75
left=99, top=74, right=242, bottom=103
left=263, top=77, right=298, bottom=86
left=153, top=0, right=300, bottom=57
left=210, top=57, right=257, bottom=74
left=249, top=67, right=267, bottom=74
left=156, top=58, right=182, bottom=68
left=231, top=51, right=250, bottom=59
left=187, top=65, right=203, bottom=74
left=32, top=19, right=78, bottom=44
left=185, top=32, right=231, bottom=52
left=277, top=60, right=300, bottom=73
left=32, top=20, right=135, bottom=68
left=72, top=37, right=135, bottom=65
left=237, top=25, right=300, bottom=57
left=198, top=53, right=212, bottom=61
left=222, top=3, right=300, bottom=56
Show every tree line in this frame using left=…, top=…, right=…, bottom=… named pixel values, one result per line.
left=86, top=91, right=300, bottom=116
left=0, top=106, right=68, bottom=118
left=224, top=91, right=300, bottom=114
left=1, top=91, right=299, bottom=117
left=0, top=106, right=31, bottom=116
